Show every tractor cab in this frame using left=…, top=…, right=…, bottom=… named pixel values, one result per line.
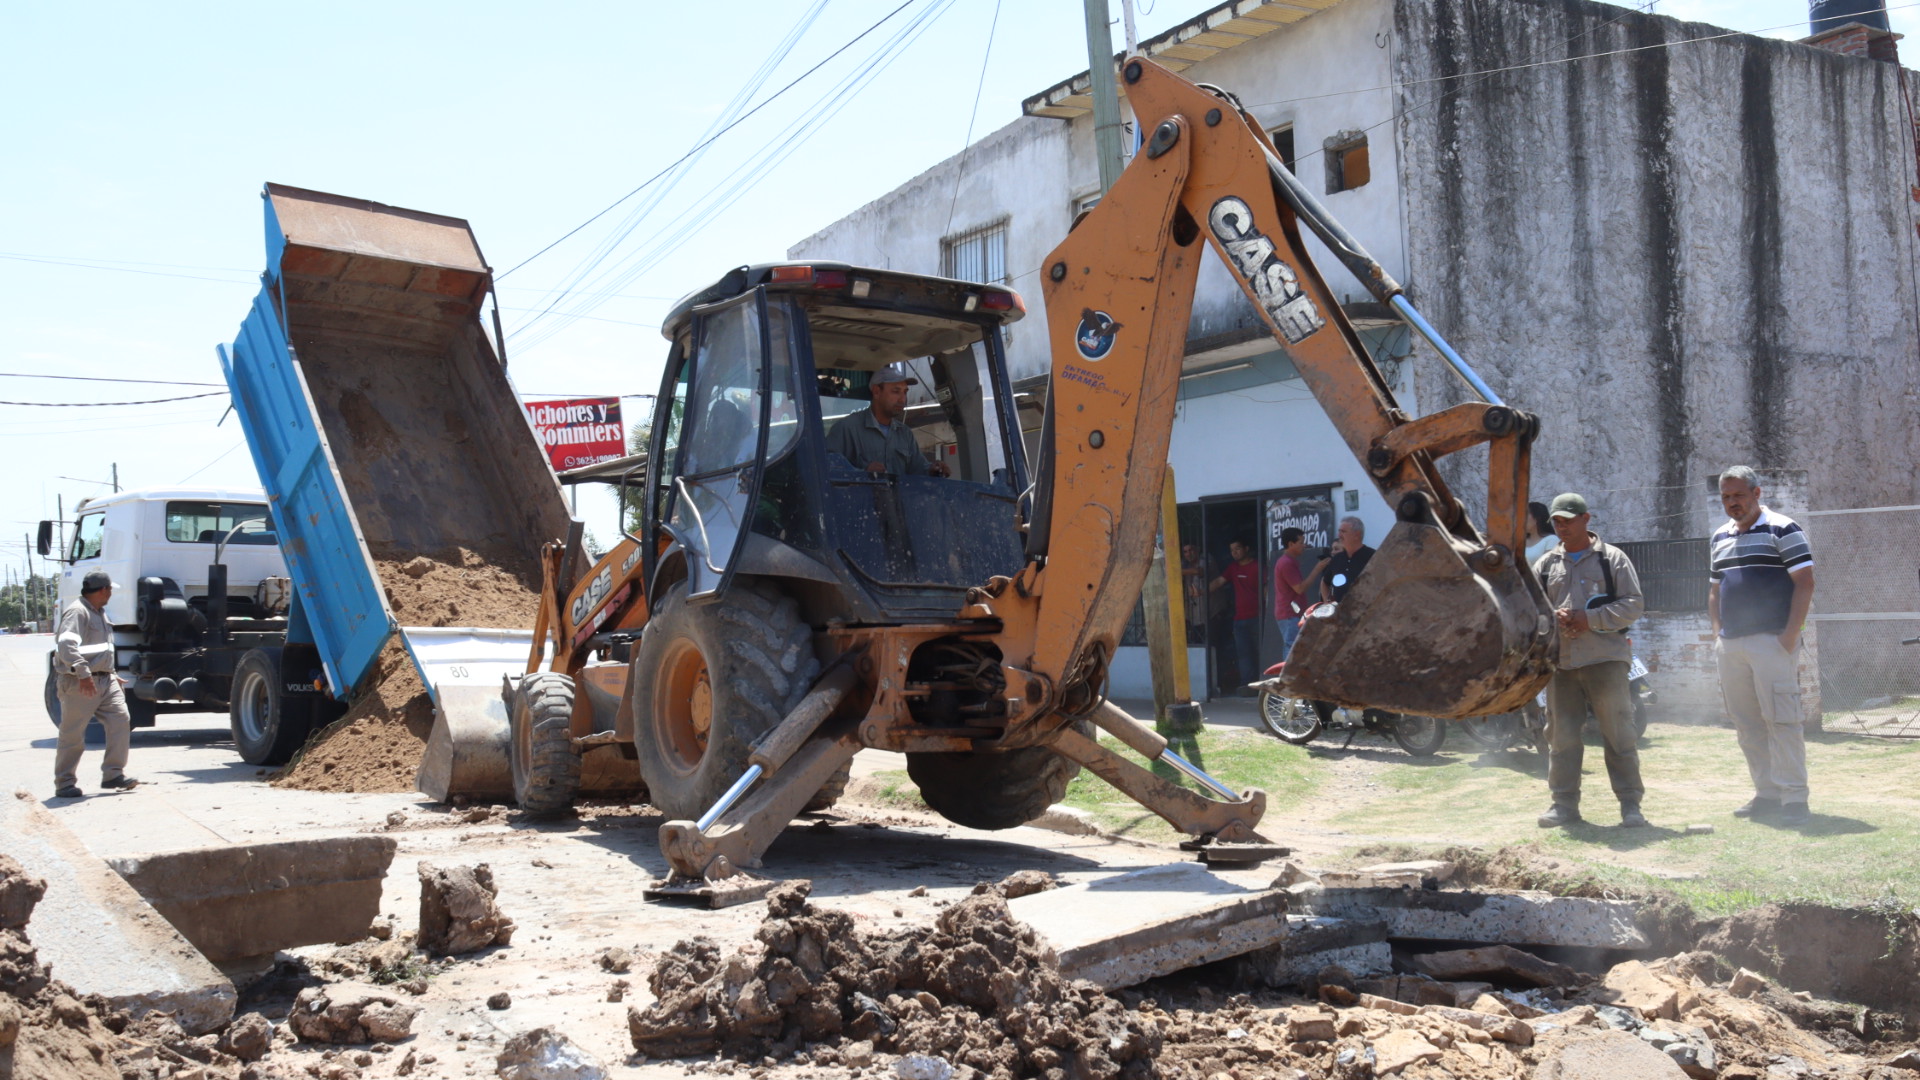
left=643, top=263, right=1030, bottom=623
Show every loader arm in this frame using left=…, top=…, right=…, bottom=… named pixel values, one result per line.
left=983, top=58, right=1554, bottom=722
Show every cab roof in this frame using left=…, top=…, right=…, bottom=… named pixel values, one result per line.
left=660, top=262, right=1024, bottom=342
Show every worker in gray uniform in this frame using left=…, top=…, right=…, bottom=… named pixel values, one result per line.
left=52, top=570, right=137, bottom=798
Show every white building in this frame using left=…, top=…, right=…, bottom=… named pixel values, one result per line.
left=792, top=0, right=1920, bottom=704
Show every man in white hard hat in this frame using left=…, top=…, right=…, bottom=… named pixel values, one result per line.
left=52, top=570, right=136, bottom=798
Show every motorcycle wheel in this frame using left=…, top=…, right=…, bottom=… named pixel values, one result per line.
left=1391, top=714, right=1448, bottom=756
left=1258, top=690, right=1322, bottom=745
left=1458, top=713, right=1523, bottom=752
left=1633, top=697, right=1650, bottom=737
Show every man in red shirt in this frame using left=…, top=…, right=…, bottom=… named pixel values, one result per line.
left=1211, top=539, right=1263, bottom=692
left=1271, top=527, right=1326, bottom=660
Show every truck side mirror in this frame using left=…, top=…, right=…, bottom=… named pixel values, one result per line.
left=35, top=520, right=53, bottom=559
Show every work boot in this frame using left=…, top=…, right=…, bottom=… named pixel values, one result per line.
left=1776, top=803, right=1811, bottom=826
left=53, top=785, right=82, bottom=799
left=101, top=776, right=139, bottom=790
left=1619, top=804, right=1649, bottom=829
left=1536, top=804, right=1582, bottom=828
left=1733, top=796, right=1780, bottom=819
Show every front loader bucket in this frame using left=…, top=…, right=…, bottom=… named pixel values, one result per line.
left=1281, top=520, right=1556, bottom=719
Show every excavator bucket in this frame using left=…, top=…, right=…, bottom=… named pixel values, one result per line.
left=1280, top=519, right=1556, bottom=719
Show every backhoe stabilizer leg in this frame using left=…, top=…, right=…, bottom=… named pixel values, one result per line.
left=652, top=723, right=863, bottom=894
left=1047, top=726, right=1266, bottom=841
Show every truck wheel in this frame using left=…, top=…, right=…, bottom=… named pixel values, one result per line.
left=230, top=648, right=315, bottom=766
left=44, top=665, right=106, bottom=744
left=509, top=673, right=581, bottom=817
left=906, top=721, right=1086, bottom=831
left=632, top=580, right=822, bottom=821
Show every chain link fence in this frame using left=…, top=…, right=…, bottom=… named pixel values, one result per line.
left=1803, top=506, right=1920, bottom=738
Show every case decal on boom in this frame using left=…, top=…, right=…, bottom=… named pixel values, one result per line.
left=1208, top=197, right=1325, bottom=344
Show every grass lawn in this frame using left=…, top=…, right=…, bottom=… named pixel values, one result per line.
left=863, top=720, right=1920, bottom=916
left=1340, top=722, right=1920, bottom=914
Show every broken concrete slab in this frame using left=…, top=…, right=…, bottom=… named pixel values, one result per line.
left=1213, top=915, right=1391, bottom=989
left=1358, top=860, right=1455, bottom=883
left=1533, top=1029, right=1688, bottom=1078
left=1006, top=861, right=1287, bottom=989
left=0, top=794, right=235, bottom=1034
left=1406, top=944, right=1580, bottom=988
left=106, top=836, right=396, bottom=963
left=1292, top=886, right=1648, bottom=949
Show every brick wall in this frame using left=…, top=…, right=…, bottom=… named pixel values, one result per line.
left=1630, top=612, right=1824, bottom=727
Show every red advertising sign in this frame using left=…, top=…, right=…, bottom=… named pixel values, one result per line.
left=525, top=397, right=625, bottom=472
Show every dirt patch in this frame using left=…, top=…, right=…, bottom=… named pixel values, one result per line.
left=1699, top=903, right=1920, bottom=1019
left=627, top=879, right=1159, bottom=1079
left=274, top=545, right=540, bottom=794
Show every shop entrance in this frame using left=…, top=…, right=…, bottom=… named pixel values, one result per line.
left=1186, top=485, right=1336, bottom=698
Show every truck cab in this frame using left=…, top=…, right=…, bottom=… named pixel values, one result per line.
left=41, top=487, right=291, bottom=726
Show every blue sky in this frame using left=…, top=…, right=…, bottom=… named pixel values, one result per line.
left=3, top=0, right=1911, bottom=574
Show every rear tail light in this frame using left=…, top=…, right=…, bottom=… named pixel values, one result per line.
left=979, top=289, right=1022, bottom=313
left=813, top=270, right=848, bottom=289
left=768, top=265, right=814, bottom=284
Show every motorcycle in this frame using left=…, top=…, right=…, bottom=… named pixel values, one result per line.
left=1248, top=602, right=1447, bottom=755
left=1459, top=640, right=1657, bottom=753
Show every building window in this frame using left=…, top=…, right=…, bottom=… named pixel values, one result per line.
left=1072, top=191, right=1102, bottom=220
left=942, top=220, right=1009, bottom=284
left=1612, top=537, right=1710, bottom=612
left=1268, top=125, right=1296, bottom=171
left=1324, top=130, right=1370, bottom=194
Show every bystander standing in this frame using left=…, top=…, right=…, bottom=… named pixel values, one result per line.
left=1212, top=539, right=1263, bottom=693
left=52, top=571, right=136, bottom=799
left=1320, top=517, right=1374, bottom=603
left=1271, top=527, right=1324, bottom=660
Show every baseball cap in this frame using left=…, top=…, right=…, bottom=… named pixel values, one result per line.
left=1548, top=493, right=1589, bottom=519
left=870, top=363, right=918, bottom=387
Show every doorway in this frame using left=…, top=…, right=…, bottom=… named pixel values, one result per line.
left=1188, top=485, right=1336, bottom=698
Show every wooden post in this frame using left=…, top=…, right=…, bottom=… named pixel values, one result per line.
left=1143, top=469, right=1200, bottom=731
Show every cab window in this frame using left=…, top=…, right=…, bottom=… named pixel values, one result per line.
left=70, top=513, right=104, bottom=562
left=164, top=502, right=276, bottom=545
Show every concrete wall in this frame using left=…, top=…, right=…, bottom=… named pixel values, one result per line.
left=1394, top=0, right=1920, bottom=540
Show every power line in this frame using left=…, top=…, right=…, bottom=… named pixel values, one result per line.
left=946, top=0, right=1006, bottom=236
left=0, top=252, right=253, bottom=285
left=0, top=391, right=227, bottom=407
left=0, top=372, right=225, bottom=387
left=498, top=0, right=920, bottom=283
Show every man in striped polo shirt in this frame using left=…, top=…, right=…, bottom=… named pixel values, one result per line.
left=1710, top=466, right=1816, bottom=826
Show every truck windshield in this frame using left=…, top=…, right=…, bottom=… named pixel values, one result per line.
left=165, top=502, right=276, bottom=545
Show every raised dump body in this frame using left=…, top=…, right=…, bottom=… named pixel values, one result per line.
left=220, top=184, right=572, bottom=758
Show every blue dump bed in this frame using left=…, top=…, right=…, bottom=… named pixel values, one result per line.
left=220, top=184, right=571, bottom=700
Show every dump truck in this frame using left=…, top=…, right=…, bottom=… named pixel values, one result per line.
left=216, top=184, right=612, bottom=773
left=470, top=57, right=1556, bottom=903
left=35, top=487, right=294, bottom=734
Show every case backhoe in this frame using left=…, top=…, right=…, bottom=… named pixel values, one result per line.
left=475, top=57, right=1555, bottom=902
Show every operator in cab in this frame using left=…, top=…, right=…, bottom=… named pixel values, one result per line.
left=827, top=363, right=949, bottom=478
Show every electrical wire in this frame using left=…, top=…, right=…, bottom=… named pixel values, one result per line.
left=498, top=0, right=918, bottom=283
left=0, top=372, right=225, bottom=387
left=0, top=391, right=227, bottom=407
left=945, top=0, right=1006, bottom=236
left=176, top=443, right=245, bottom=483
left=0, top=252, right=253, bottom=284
left=507, top=0, right=962, bottom=356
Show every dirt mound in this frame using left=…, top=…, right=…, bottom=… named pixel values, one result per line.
left=275, top=545, right=541, bottom=794
left=1699, top=903, right=1920, bottom=1019
left=0, top=853, right=127, bottom=1080
left=626, top=880, right=1159, bottom=1079
left=272, top=641, right=434, bottom=793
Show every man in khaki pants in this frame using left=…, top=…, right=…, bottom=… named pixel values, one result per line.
left=52, top=571, right=136, bottom=799
left=1711, top=467, right=1815, bottom=826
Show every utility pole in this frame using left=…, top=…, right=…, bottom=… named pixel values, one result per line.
left=1121, top=0, right=1139, bottom=52
left=112, top=463, right=120, bottom=493
left=1082, top=0, right=1127, bottom=194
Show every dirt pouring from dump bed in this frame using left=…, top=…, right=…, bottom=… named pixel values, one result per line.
left=627, top=880, right=1159, bottom=1080
left=274, top=547, right=540, bottom=794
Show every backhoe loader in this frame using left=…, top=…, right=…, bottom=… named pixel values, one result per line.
left=464, top=56, right=1556, bottom=901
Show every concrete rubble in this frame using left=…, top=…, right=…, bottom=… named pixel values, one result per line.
left=105, top=835, right=397, bottom=964
left=0, top=793, right=236, bottom=1034
left=1291, top=883, right=1649, bottom=949
left=417, top=861, right=515, bottom=956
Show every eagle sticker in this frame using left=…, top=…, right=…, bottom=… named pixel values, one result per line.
left=1208, top=197, right=1325, bottom=344
left=1075, top=309, right=1121, bottom=361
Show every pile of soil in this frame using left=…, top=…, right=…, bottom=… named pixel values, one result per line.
left=274, top=546, right=541, bottom=794
left=1, top=852, right=128, bottom=1080
left=626, top=880, right=1159, bottom=1080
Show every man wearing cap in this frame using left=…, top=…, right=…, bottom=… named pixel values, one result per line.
left=52, top=571, right=136, bottom=799
left=827, top=363, right=949, bottom=478
left=1531, top=493, right=1646, bottom=829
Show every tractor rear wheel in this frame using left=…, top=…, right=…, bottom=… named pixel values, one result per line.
left=907, top=721, right=1086, bottom=831
left=631, top=579, right=835, bottom=820
left=509, top=672, right=581, bottom=817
